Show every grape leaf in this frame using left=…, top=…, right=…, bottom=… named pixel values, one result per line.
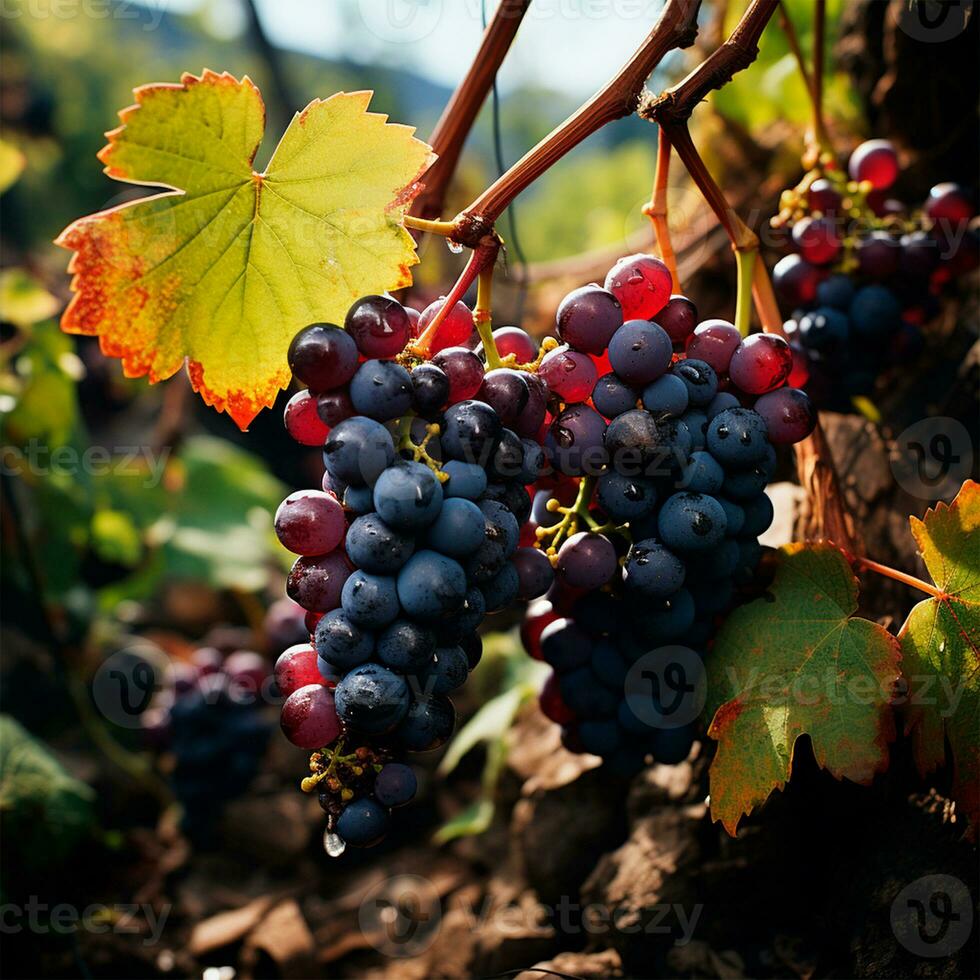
left=705, top=543, right=901, bottom=834
left=56, top=70, right=433, bottom=429
left=899, top=480, right=979, bottom=834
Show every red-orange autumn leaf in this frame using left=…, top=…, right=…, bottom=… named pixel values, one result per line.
left=704, top=543, right=902, bottom=835
left=899, top=480, right=979, bottom=835
left=56, top=71, right=433, bottom=429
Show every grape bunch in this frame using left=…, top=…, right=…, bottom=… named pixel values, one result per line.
left=275, top=296, right=553, bottom=850
left=772, top=138, right=978, bottom=410
left=518, top=255, right=816, bottom=770
left=141, top=646, right=271, bottom=845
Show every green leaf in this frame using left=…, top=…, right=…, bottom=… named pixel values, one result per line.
left=899, top=480, right=979, bottom=834
left=56, top=71, right=434, bottom=429
left=705, top=543, right=901, bottom=835
left=0, top=137, right=25, bottom=195
left=0, top=715, right=96, bottom=869
left=0, top=269, right=61, bottom=328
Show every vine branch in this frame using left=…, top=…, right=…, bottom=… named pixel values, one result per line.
left=411, top=0, right=532, bottom=222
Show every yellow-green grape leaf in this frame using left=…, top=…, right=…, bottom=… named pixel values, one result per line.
left=0, top=268, right=61, bottom=328
left=55, top=71, right=434, bottom=429
left=0, top=137, right=26, bottom=194
left=705, top=543, right=901, bottom=835
left=899, top=480, right=979, bottom=835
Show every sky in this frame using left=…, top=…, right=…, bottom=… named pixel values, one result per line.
left=144, top=0, right=687, bottom=98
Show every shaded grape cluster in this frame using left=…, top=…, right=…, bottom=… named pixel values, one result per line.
left=772, top=139, right=978, bottom=410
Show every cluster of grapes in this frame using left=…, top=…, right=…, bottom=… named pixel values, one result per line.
left=517, top=255, right=815, bottom=768
left=772, top=138, right=978, bottom=410
left=274, top=296, right=555, bottom=850
left=141, top=646, right=271, bottom=845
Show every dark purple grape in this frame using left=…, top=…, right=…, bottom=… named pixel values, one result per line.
left=544, top=404, right=608, bottom=476
left=288, top=323, right=358, bottom=391
left=792, top=215, right=841, bottom=266
left=345, top=295, right=412, bottom=358
left=607, top=319, right=673, bottom=385
left=685, top=319, right=740, bottom=374
left=432, top=347, right=485, bottom=404
left=857, top=231, right=900, bottom=280
left=512, top=547, right=555, bottom=600
left=773, top=254, right=820, bottom=308
left=477, top=368, right=530, bottom=425
left=316, top=388, right=355, bottom=427
left=410, top=363, right=450, bottom=416
left=656, top=295, right=698, bottom=345
left=556, top=284, right=623, bottom=355
left=286, top=551, right=355, bottom=613
left=556, top=532, right=617, bottom=590
left=753, top=387, right=816, bottom=444
left=512, top=372, right=548, bottom=438
left=592, top=372, right=638, bottom=418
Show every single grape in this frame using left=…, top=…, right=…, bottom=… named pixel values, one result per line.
left=773, top=254, right=820, bottom=308
left=727, top=333, right=792, bottom=395
left=538, top=345, right=598, bottom=402
left=657, top=492, right=727, bottom=553
left=286, top=551, right=354, bottom=612
left=480, top=560, right=521, bottom=612
left=849, top=285, right=902, bottom=341
left=410, top=363, right=450, bottom=417
left=274, top=644, right=323, bottom=697
left=630, top=588, right=696, bottom=643
left=742, top=492, right=775, bottom=536
left=418, top=297, right=474, bottom=351
left=848, top=138, right=899, bottom=190
left=316, top=388, right=355, bottom=428
left=374, top=620, right=436, bottom=675
left=540, top=618, right=593, bottom=673
left=717, top=497, right=745, bottom=535
left=556, top=532, right=618, bottom=590
left=373, top=460, right=444, bottom=530
left=677, top=449, right=724, bottom=494
left=925, top=182, right=974, bottom=225
left=592, top=373, right=639, bottom=419
left=345, top=295, right=412, bottom=358
left=314, top=608, right=375, bottom=670
left=397, top=550, right=467, bottom=620
left=425, top=497, right=486, bottom=557
left=335, top=662, right=409, bottom=734
left=604, top=408, right=663, bottom=473
left=280, top=684, right=341, bottom=749
left=521, top=599, right=559, bottom=660
left=641, top=373, right=689, bottom=418
left=349, top=360, right=413, bottom=421
left=441, top=400, right=503, bottom=465
left=374, top=763, right=417, bottom=807
left=283, top=390, right=330, bottom=446
left=512, top=547, right=555, bottom=600
left=792, top=215, right=841, bottom=266
left=706, top=407, right=769, bottom=465
left=608, top=319, right=673, bottom=385
left=419, top=646, right=469, bottom=695
left=342, top=484, right=374, bottom=515
left=477, top=368, right=530, bottom=425
left=899, top=231, right=940, bottom=279
left=685, top=319, right=741, bottom=374
left=441, top=460, right=488, bottom=500
left=788, top=343, right=811, bottom=388
left=797, top=307, right=849, bottom=352
left=275, top=489, right=346, bottom=556
left=345, top=513, right=414, bottom=575
left=323, top=417, right=395, bottom=487
left=807, top=178, right=842, bottom=215
left=603, top=253, right=672, bottom=320
left=480, top=326, right=537, bottom=362
left=336, top=797, right=390, bottom=847
left=544, top=404, right=608, bottom=476
left=596, top=471, right=657, bottom=521
left=288, top=323, right=358, bottom=391
left=623, top=539, right=685, bottom=597
left=670, top=358, right=718, bottom=407
left=395, top=695, right=456, bottom=751
left=432, top=347, right=485, bottom=404
left=512, top=372, right=549, bottom=438
left=656, top=295, right=699, bottom=345
left=556, top=284, right=623, bottom=355
left=341, top=570, right=400, bottom=630
left=753, top=386, right=816, bottom=444
left=857, top=231, right=900, bottom=280
left=814, top=274, right=854, bottom=311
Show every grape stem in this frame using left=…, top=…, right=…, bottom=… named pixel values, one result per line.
left=535, top=474, right=598, bottom=562
left=854, top=557, right=942, bottom=599
left=403, top=215, right=458, bottom=238
left=409, top=0, right=532, bottom=222
left=733, top=246, right=757, bottom=337
left=643, top=133, right=682, bottom=292
left=474, top=264, right=503, bottom=369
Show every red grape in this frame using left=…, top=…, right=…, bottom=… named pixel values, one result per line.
left=773, top=254, right=820, bottom=307
left=656, top=295, right=698, bottom=344
left=284, top=390, right=330, bottom=446
left=287, top=323, right=358, bottom=391
left=540, top=672, right=576, bottom=724
left=275, top=489, right=346, bottom=556
left=686, top=319, right=741, bottom=373
left=753, top=387, right=817, bottom=444
left=807, top=178, right=842, bottom=215
left=603, top=253, right=672, bottom=320
left=483, top=326, right=537, bottom=362
left=275, top=644, right=324, bottom=697
left=345, top=295, right=412, bottom=358
left=286, top=551, right=354, bottom=613
left=787, top=343, right=810, bottom=388
left=538, top=345, right=598, bottom=402
left=520, top=598, right=558, bottom=660
left=926, top=182, right=974, bottom=225
left=791, top=215, right=841, bottom=266
left=848, top=139, right=899, bottom=190
left=418, top=297, right=474, bottom=351
left=224, top=650, right=267, bottom=697
left=728, top=334, right=793, bottom=395
left=280, top=684, right=341, bottom=749
left=432, top=347, right=484, bottom=403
